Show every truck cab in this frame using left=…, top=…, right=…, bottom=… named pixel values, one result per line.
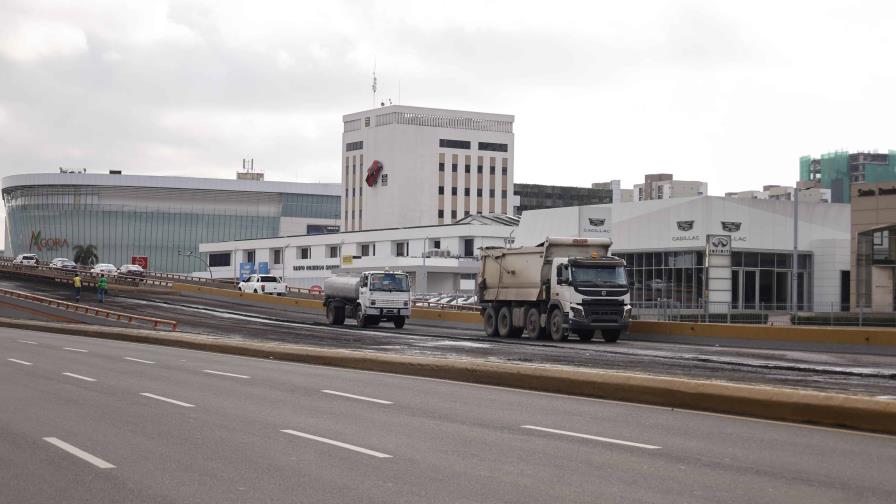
left=551, top=255, right=631, bottom=340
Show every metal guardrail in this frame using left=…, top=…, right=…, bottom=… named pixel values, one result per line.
left=0, top=287, right=177, bottom=330
left=412, top=300, right=481, bottom=312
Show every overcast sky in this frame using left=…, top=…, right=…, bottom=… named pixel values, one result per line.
left=2, top=0, right=895, bottom=202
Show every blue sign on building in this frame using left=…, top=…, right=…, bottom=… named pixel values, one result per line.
left=257, top=261, right=270, bottom=275
left=239, top=262, right=254, bottom=280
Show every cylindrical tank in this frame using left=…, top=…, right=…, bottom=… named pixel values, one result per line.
left=323, top=275, right=361, bottom=300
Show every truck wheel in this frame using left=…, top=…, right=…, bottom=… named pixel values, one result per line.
left=601, top=330, right=621, bottom=343
left=326, top=303, right=338, bottom=324
left=525, top=307, right=546, bottom=339
left=497, top=305, right=513, bottom=338
left=253, top=289, right=259, bottom=294
left=356, top=305, right=368, bottom=328
left=483, top=306, right=499, bottom=337
left=334, top=306, right=345, bottom=325
left=549, top=309, right=567, bottom=341
left=575, top=330, right=595, bottom=342
left=393, top=316, right=406, bottom=328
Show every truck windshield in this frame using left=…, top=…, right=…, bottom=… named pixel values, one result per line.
left=571, top=266, right=627, bottom=288
left=369, top=273, right=409, bottom=292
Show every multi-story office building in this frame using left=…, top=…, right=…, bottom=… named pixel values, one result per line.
left=513, top=183, right=612, bottom=215
left=340, top=105, right=514, bottom=231
left=592, top=180, right=633, bottom=203
left=633, top=173, right=707, bottom=201
left=725, top=184, right=831, bottom=203
left=2, top=172, right=340, bottom=273
left=800, top=150, right=896, bottom=203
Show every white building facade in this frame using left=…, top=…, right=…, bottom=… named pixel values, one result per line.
left=341, top=105, right=514, bottom=231
left=198, top=221, right=515, bottom=294
left=515, top=197, right=850, bottom=313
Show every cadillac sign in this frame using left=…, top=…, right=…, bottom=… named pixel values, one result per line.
left=721, top=221, right=742, bottom=232
left=588, top=218, right=606, bottom=227
left=677, top=220, right=694, bottom=231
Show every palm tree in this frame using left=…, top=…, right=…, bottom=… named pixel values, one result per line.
left=72, top=244, right=98, bottom=266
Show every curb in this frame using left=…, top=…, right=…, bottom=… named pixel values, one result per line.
left=7, top=317, right=891, bottom=435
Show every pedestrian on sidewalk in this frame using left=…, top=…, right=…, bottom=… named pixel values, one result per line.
left=97, top=274, right=107, bottom=303
left=72, top=273, right=82, bottom=302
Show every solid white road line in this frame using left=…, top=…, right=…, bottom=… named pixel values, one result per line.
left=321, top=389, right=393, bottom=405
left=281, top=429, right=393, bottom=458
left=202, top=369, right=250, bottom=379
left=62, top=372, right=96, bottom=382
left=63, top=347, right=88, bottom=353
left=521, top=425, right=661, bottom=450
left=124, top=357, right=155, bottom=364
left=7, top=358, right=32, bottom=366
left=139, top=393, right=195, bottom=408
left=17, top=340, right=38, bottom=345
left=43, top=437, right=116, bottom=469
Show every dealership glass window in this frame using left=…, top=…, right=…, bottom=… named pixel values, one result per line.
left=327, top=245, right=340, bottom=259
left=618, top=250, right=705, bottom=308
left=298, top=247, right=310, bottom=260
left=208, top=252, right=231, bottom=268
left=272, top=249, right=282, bottom=265
left=730, top=251, right=812, bottom=311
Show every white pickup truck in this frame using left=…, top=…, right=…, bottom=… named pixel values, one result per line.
left=238, top=274, right=287, bottom=296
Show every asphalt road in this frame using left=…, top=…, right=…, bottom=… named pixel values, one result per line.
left=1, top=276, right=895, bottom=397
left=2, top=328, right=895, bottom=504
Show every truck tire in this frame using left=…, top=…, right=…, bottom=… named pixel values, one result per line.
left=356, top=305, right=369, bottom=328
left=601, top=329, right=621, bottom=343
left=525, top=307, right=546, bottom=339
left=575, top=330, right=595, bottom=342
left=326, top=303, right=345, bottom=325
left=549, top=309, right=567, bottom=341
left=393, top=316, right=406, bottom=328
left=497, top=305, right=513, bottom=338
left=483, top=306, right=499, bottom=338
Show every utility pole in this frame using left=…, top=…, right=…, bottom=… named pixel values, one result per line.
left=791, top=187, right=799, bottom=320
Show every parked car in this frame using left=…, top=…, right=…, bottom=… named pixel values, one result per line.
left=49, top=258, right=78, bottom=270
left=118, top=264, right=145, bottom=277
left=238, top=275, right=287, bottom=295
left=90, top=263, right=118, bottom=275
left=13, top=254, right=39, bottom=266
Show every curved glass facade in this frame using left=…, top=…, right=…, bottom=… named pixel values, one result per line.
left=3, top=184, right=340, bottom=273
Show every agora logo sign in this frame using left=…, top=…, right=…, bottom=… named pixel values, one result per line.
left=29, top=231, right=69, bottom=252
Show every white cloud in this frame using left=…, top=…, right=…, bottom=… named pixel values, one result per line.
left=0, top=17, right=88, bottom=61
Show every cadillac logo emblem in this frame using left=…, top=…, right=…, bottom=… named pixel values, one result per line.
left=588, top=218, right=606, bottom=227
left=365, top=160, right=384, bottom=187
left=711, top=236, right=730, bottom=248
left=677, top=220, right=694, bottom=232
left=721, top=221, right=742, bottom=232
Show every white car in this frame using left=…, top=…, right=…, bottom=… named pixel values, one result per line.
left=238, top=274, right=287, bottom=295
left=13, top=254, right=39, bottom=266
left=91, top=263, right=118, bottom=275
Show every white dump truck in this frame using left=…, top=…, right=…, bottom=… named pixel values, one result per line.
left=323, top=271, right=412, bottom=328
left=478, top=237, right=631, bottom=342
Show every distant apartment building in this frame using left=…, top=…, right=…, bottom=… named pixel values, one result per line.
left=633, top=174, right=707, bottom=201
left=800, top=150, right=896, bottom=203
left=725, top=184, right=831, bottom=203
left=341, top=105, right=514, bottom=231
left=513, top=183, right=612, bottom=215
left=592, top=180, right=633, bottom=203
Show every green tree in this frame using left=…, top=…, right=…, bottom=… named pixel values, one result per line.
left=72, top=244, right=98, bottom=266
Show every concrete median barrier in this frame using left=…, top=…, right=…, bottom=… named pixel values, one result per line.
left=630, top=320, right=896, bottom=346
left=1, top=317, right=893, bottom=435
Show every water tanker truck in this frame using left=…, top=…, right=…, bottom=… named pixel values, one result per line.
left=477, top=237, right=631, bottom=342
left=323, top=271, right=411, bottom=328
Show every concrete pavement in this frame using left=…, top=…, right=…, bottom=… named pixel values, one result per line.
left=2, top=329, right=894, bottom=503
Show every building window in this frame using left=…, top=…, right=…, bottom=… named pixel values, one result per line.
left=477, top=165, right=483, bottom=174
left=451, top=187, right=457, bottom=196
left=501, top=167, right=508, bottom=175
left=433, top=239, right=441, bottom=249
left=246, top=250, right=256, bottom=264
left=489, top=166, right=495, bottom=175
left=477, top=189, right=483, bottom=197
left=438, top=185, right=444, bottom=195
left=438, top=209, right=444, bottom=218
left=452, top=163, right=458, bottom=173
left=345, top=141, right=363, bottom=152
left=364, top=116, right=370, bottom=127
left=501, top=190, right=507, bottom=198
left=478, top=142, right=508, bottom=152
left=439, top=139, right=471, bottom=149
left=438, top=162, right=445, bottom=172
left=298, top=247, right=311, bottom=260
left=361, top=243, right=375, bottom=257
left=451, top=210, right=457, bottom=220
left=464, top=188, right=470, bottom=196
left=327, top=246, right=340, bottom=259
left=489, top=189, right=495, bottom=197
left=394, top=241, right=408, bottom=257
left=272, top=249, right=282, bottom=265
left=208, top=253, right=231, bottom=268
left=463, top=238, right=475, bottom=257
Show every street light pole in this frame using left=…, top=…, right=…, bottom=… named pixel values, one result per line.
left=792, top=187, right=799, bottom=320
left=179, top=250, right=212, bottom=280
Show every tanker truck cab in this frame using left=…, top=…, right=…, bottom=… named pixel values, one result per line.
left=323, top=270, right=411, bottom=329
left=551, top=254, right=631, bottom=341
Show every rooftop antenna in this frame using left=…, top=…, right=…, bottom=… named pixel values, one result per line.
left=371, top=60, right=377, bottom=107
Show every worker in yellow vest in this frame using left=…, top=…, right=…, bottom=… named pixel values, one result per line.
left=73, top=273, right=82, bottom=302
